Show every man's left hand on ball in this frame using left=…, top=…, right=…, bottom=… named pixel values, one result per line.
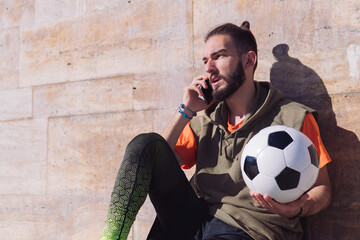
left=250, top=191, right=309, bottom=218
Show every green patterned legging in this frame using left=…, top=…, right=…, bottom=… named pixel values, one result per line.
left=100, top=133, right=203, bottom=240
left=100, top=133, right=153, bottom=240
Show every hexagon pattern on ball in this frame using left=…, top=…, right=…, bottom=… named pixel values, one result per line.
left=298, top=164, right=319, bottom=192
left=241, top=125, right=319, bottom=203
left=251, top=173, right=280, bottom=199
left=257, top=147, right=286, bottom=177
left=283, top=140, right=311, bottom=172
left=244, top=131, right=269, bottom=157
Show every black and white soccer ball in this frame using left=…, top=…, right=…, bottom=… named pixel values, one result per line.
left=240, top=125, right=319, bottom=203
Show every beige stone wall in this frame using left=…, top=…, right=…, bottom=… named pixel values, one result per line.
left=0, top=0, right=359, bottom=239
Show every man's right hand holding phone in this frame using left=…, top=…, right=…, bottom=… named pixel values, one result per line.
left=161, top=75, right=215, bottom=150
left=182, top=75, right=215, bottom=114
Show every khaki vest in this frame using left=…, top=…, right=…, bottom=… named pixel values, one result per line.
left=189, top=81, right=316, bottom=240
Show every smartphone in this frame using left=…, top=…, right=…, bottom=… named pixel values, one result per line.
left=200, top=79, right=213, bottom=104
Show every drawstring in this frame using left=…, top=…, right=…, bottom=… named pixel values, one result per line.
left=218, top=128, right=239, bottom=158
left=218, top=128, right=223, bottom=156
left=232, top=131, right=239, bottom=158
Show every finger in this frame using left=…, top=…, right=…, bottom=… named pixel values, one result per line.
left=192, top=75, right=209, bottom=88
left=250, top=192, right=263, bottom=207
left=185, top=85, right=203, bottom=97
left=263, top=195, right=294, bottom=216
left=192, top=75, right=208, bottom=83
left=263, top=194, right=277, bottom=209
left=254, top=193, right=271, bottom=209
left=193, top=75, right=208, bottom=80
left=250, top=191, right=259, bottom=202
left=257, top=194, right=273, bottom=210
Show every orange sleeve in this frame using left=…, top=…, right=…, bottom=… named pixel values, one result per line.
left=174, top=123, right=197, bottom=169
left=301, top=113, right=331, bottom=168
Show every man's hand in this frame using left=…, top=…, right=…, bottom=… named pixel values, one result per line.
left=161, top=75, right=216, bottom=151
left=182, top=75, right=215, bottom=112
left=250, top=165, right=331, bottom=219
left=250, top=191, right=308, bottom=219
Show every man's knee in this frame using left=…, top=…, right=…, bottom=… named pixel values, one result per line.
left=119, top=133, right=165, bottom=178
left=124, top=133, right=171, bottom=166
left=128, top=132, right=165, bottom=146
left=127, top=132, right=165, bottom=151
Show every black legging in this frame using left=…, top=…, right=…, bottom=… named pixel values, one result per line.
left=100, top=133, right=208, bottom=240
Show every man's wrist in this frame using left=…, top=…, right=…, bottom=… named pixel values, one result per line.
left=178, top=104, right=197, bottom=120
left=287, top=207, right=303, bottom=220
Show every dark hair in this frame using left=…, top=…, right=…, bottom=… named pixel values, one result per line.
left=205, top=21, right=258, bottom=71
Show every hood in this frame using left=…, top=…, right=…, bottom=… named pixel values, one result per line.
left=203, top=81, right=285, bottom=134
left=201, top=81, right=284, bottom=158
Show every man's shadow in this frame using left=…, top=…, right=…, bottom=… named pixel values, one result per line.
left=270, top=44, right=360, bottom=240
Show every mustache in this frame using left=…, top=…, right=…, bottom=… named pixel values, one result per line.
left=210, top=73, right=225, bottom=80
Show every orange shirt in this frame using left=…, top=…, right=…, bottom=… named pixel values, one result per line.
left=175, top=113, right=331, bottom=169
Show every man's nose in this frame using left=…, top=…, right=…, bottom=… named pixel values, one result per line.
left=205, top=59, right=217, bottom=74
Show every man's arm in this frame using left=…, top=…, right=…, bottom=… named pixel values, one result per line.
left=302, top=165, right=332, bottom=216
left=161, top=112, right=190, bottom=166
left=161, top=111, right=191, bottom=150
left=251, top=165, right=332, bottom=219
left=161, top=75, right=214, bottom=163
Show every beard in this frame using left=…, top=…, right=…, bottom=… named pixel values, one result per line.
left=212, top=60, right=246, bottom=102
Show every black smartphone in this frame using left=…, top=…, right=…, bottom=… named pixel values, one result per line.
left=200, top=79, right=213, bottom=104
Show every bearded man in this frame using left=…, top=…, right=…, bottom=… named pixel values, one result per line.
left=101, top=21, right=332, bottom=240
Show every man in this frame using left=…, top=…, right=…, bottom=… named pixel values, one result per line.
left=101, top=21, right=332, bottom=240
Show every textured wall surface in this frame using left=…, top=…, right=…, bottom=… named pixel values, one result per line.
left=0, top=0, right=359, bottom=239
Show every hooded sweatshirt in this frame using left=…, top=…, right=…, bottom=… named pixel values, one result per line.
left=188, top=81, right=316, bottom=240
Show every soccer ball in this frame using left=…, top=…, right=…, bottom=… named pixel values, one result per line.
left=240, top=125, right=319, bottom=203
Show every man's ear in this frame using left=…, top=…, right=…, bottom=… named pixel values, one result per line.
left=244, top=51, right=257, bottom=69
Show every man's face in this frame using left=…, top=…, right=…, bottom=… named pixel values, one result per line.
left=203, top=34, right=246, bottom=101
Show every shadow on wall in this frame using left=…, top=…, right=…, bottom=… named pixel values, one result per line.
left=270, top=44, right=360, bottom=240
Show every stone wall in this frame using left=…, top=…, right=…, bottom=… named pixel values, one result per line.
left=0, top=0, right=359, bottom=239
